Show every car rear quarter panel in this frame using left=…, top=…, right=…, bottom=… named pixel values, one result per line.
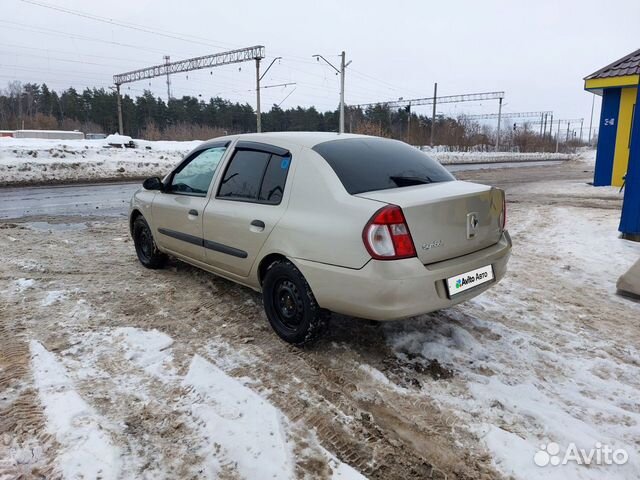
left=259, top=147, right=380, bottom=270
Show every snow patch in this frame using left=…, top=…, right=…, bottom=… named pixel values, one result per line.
left=184, top=354, right=296, bottom=479
left=30, top=340, right=121, bottom=480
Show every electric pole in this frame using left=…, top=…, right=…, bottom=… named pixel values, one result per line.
left=430, top=82, right=437, bottom=147
left=496, top=96, right=503, bottom=151
left=256, top=58, right=261, bottom=133
left=164, top=55, right=171, bottom=102
left=588, top=95, right=595, bottom=145
left=116, top=84, right=123, bottom=135
left=313, top=51, right=351, bottom=133
left=255, top=56, right=282, bottom=133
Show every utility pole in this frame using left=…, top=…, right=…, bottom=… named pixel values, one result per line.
left=164, top=55, right=171, bottom=102
left=579, top=119, right=584, bottom=142
left=255, top=58, right=261, bottom=133
left=566, top=122, right=571, bottom=142
left=255, top=56, right=282, bottom=133
left=556, top=121, right=560, bottom=153
left=542, top=113, right=548, bottom=140
left=430, top=82, right=437, bottom=147
left=588, top=95, right=595, bottom=145
left=116, top=84, right=123, bottom=135
left=407, top=103, right=411, bottom=143
left=539, top=113, right=544, bottom=137
left=313, top=51, right=351, bottom=133
left=496, top=96, right=503, bottom=151
left=339, top=51, right=346, bottom=134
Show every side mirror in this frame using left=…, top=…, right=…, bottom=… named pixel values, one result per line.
left=143, top=176, right=164, bottom=191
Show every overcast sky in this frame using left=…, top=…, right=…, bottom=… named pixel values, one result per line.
left=2, top=0, right=638, bottom=134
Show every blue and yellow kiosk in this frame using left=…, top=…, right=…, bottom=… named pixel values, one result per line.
left=585, top=48, right=640, bottom=239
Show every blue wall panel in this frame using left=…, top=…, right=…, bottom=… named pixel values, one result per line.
left=619, top=98, right=640, bottom=235
left=594, top=88, right=621, bottom=186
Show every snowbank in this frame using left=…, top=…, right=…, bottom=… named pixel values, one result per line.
left=429, top=151, right=575, bottom=165
left=0, top=137, right=201, bottom=186
left=0, top=137, right=583, bottom=186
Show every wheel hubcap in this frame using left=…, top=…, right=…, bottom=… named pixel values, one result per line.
left=274, top=280, right=301, bottom=329
left=138, top=227, right=153, bottom=260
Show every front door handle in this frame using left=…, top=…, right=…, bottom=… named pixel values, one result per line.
left=188, top=209, right=198, bottom=216
left=251, top=219, right=265, bottom=229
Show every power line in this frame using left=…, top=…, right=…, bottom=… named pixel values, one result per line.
left=19, top=0, right=234, bottom=50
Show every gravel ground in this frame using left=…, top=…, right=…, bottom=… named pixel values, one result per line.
left=1, top=153, right=639, bottom=480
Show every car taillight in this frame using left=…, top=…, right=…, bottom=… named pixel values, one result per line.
left=363, top=205, right=416, bottom=260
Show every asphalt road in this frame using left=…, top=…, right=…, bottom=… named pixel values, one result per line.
left=0, top=160, right=590, bottom=221
left=0, top=181, right=140, bottom=219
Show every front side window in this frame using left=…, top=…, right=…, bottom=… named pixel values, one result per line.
left=218, top=148, right=291, bottom=204
left=170, top=145, right=227, bottom=196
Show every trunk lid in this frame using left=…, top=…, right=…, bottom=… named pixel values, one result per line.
left=357, top=181, right=504, bottom=264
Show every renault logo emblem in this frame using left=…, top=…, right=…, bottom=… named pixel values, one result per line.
left=467, top=212, right=479, bottom=239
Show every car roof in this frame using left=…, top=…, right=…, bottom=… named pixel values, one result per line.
left=198, top=131, right=374, bottom=150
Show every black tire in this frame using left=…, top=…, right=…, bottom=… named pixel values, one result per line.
left=132, top=216, right=166, bottom=269
left=262, top=259, right=329, bottom=346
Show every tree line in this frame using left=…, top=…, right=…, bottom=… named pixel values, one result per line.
left=0, top=81, right=583, bottom=152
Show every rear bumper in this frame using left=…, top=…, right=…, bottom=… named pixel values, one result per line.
left=292, top=231, right=512, bottom=321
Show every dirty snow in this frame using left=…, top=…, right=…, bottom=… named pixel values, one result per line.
left=384, top=187, right=640, bottom=479
left=0, top=136, right=575, bottom=186
left=30, top=340, right=121, bottom=480
left=0, top=137, right=201, bottom=185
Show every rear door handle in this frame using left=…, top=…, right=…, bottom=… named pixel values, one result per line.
left=188, top=209, right=198, bottom=216
left=251, top=219, right=265, bottom=228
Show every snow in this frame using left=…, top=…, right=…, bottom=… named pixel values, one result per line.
left=14, top=278, right=35, bottom=291
left=104, top=133, right=132, bottom=145
left=0, top=137, right=581, bottom=185
left=0, top=137, right=202, bottom=185
left=426, top=150, right=575, bottom=165
left=30, top=340, right=121, bottom=480
left=184, top=354, right=296, bottom=479
left=383, top=192, right=640, bottom=479
left=41, top=290, right=66, bottom=306
left=43, top=326, right=367, bottom=479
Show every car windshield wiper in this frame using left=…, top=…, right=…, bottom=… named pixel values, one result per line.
left=389, top=175, right=433, bottom=187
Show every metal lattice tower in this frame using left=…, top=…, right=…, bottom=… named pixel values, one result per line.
left=352, top=91, right=504, bottom=109
left=113, top=46, right=265, bottom=134
left=461, top=111, right=552, bottom=120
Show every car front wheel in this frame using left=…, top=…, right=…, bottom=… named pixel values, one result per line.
left=262, top=259, right=328, bottom=345
left=132, top=216, right=166, bottom=269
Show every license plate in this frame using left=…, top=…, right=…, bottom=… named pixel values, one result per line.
left=446, top=265, right=494, bottom=296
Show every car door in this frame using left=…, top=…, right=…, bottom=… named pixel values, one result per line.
left=152, top=142, right=229, bottom=262
left=202, top=141, right=293, bottom=277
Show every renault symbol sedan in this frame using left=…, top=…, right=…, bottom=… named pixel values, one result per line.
left=130, top=132, right=511, bottom=345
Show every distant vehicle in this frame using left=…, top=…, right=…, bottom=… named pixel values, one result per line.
left=129, top=133, right=511, bottom=345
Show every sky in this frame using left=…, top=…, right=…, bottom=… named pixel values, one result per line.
left=1, top=0, right=638, bottom=137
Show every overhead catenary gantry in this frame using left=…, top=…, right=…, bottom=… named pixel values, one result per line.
left=462, top=110, right=554, bottom=140
left=112, top=45, right=266, bottom=135
left=352, top=90, right=506, bottom=150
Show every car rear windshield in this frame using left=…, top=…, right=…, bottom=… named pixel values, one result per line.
left=312, top=137, right=455, bottom=195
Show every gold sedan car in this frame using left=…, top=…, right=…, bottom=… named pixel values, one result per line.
left=130, top=132, right=511, bottom=345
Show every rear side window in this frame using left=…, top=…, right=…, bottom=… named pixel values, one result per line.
left=217, top=148, right=291, bottom=204
left=259, top=155, right=290, bottom=204
left=312, top=137, right=455, bottom=195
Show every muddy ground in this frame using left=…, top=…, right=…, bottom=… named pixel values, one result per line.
left=1, top=157, right=639, bottom=480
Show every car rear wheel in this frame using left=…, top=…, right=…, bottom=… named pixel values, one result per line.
left=133, top=216, right=166, bottom=269
left=262, top=259, right=328, bottom=345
